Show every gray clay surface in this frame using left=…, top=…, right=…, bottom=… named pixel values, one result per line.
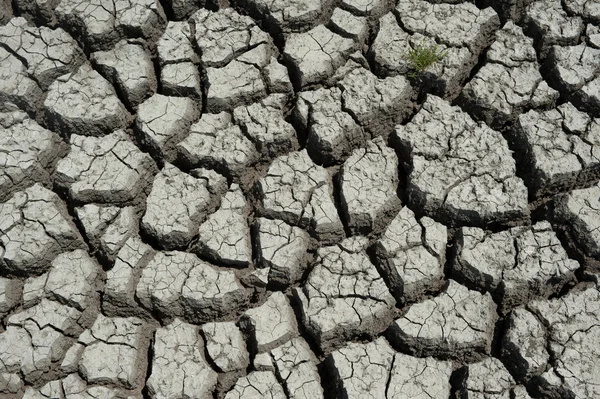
left=1, top=1, right=600, bottom=397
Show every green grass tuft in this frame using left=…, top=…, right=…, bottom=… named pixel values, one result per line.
left=405, top=42, right=448, bottom=78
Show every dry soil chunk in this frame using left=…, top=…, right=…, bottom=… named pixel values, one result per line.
left=0, top=277, right=22, bottom=318
left=233, top=94, right=298, bottom=158
left=375, top=207, right=447, bottom=303
left=78, top=315, right=150, bottom=389
left=157, top=21, right=198, bottom=65
left=55, top=131, right=157, bottom=205
left=59, top=373, right=137, bottom=399
left=0, top=0, right=12, bottom=24
left=255, top=217, right=311, bottom=287
left=147, top=319, right=217, bottom=399
left=0, top=48, right=43, bottom=114
left=0, top=108, right=66, bottom=202
left=24, top=249, right=102, bottom=311
left=1, top=299, right=83, bottom=384
left=177, top=112, right=259, bottom=179
left=135, top=93, right=199, bottom=162
left=513, top=102, right=600, bottom=197
left=55, top=0, right=165, bottom=51
left=327, top=8, right=368, bottom=45
left=283, top=25, right=355, bottom=88
left=196, top=185, right=252, bottom=267
left=337, top=65, right=414, bottom=136
left=501, top=307, right=549, bottom=380
left=327, top=337, right=395, bottom=399
left=160, top=62, right=202, bottom=99
left=340, top=0, right=390, bottom=17
left=454, top=221, right=579, bottom=312
left=340, top=137, right=401, bottom=234
left=295, top=236, right=396, bottom=353
left=387, top=352, right=453, bottom=399
left=224, top=371, right=286, bottom=399
left=136, top=251, right=246, bottom=323
left=75, top=204, right=139, bottom=263
left=165, top=0, right=201, bottom=19
left=91, top=40, right=157, bottom=109
left=206, top=61, right=266, bottom=113
left=544, top=42, right=600, bottom=115
left=388, top=279, right=497, bottom=361
left=524, top=0, right=584, bottom=55
left=236, top=0, right=335, bottom=33
left=202, top=322, right=249, bottom=373
left=103, top=236, right=155, bottom=317
left=392, top=95, right=530, bottom=227
left=563, top=0, right=600, bottom=22
left=295, top=86, right=364, bottom=165
left=459, top=22, right=558, bottom=128
left=241, top=291, right=299, bottom=353
left=141, top=164, right=223, bottom=250
left=270, top=337, right=323, bottom=399
left=44, top=64, right=131, bottom=137
left=455, top=357, right=531, bottom=399
left=508, top=286, right=600, bottom=398
left=0, top=184, right=84, bottom=276
left=0, top=18, right=84, bottom=89
left=554, top=183, right=600, bottom=266
left=0, top=373, right=22, bottom=397
left=256, top=149, right=344, bottom=244
left=545, top=42, right=600, bottom=93
left=191, top=8, right=273, bottom=68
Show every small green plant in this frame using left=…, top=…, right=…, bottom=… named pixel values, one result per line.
left=405, top=42, right=447, bottom=78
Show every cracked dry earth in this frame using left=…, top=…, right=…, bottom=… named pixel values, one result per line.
left=1, top=0, right=600, bottom=398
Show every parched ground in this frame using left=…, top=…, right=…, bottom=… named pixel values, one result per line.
left=0, top=0, right=599, bottom=397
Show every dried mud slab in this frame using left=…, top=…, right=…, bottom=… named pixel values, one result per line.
left=75, top=204, right=139, bottom=263
left=554, top=183, right=600, bottom=271
left=55, top=130, right=157, bottom=205
left=327, top=337, right=452, bottom=399
left=454, top=221, right=579, bottom=313
left=295, top=60, right=414, bottom=165
left=176, top=112, right=260, bottom=180
left=544, top=42, right=600, bottom=116
left=0, top=299, right=86, bottom=385
left=141, top=164, right=225, bottom=250
left=458, top=21, right=558, bottom=129
left=374, top=206, right=447, bottom=303
left=54, top=0, right=166, bottom=51
left=392, top=95, right=530, bottom=227
left=255, top=149, right=344, bottom=244
left=512, top=102, right=600, bottom=198
left=294, top=237, right=396, bottom=353
left=136, top=250, right=247, bottom=323
left=387, top=279, right=498, bottom=361
left=147, top=319, right=217, bottom=398
left=0, top=106, right=67, bottom=202
left=524, top=0, right=584, bottom=57
left=0, top=17, right=84, bottom=89
left=196, top=184, right=252, bottom=267
left=0, top=184, right=85, bottom=276
left=502, top=284, right=600, bottom=398
left=44, top=63, right=132, bottom=137
left=339, top=137, right=401, bottom=235
left=454, top=357, right=533, bottom=398
left=91, top=40, right=157, bottom=110
left=254, top=217, right=311, bottom=288
left=77, top=314, right=152, bottom=390
left=0, top=49, right=44, bottom=114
